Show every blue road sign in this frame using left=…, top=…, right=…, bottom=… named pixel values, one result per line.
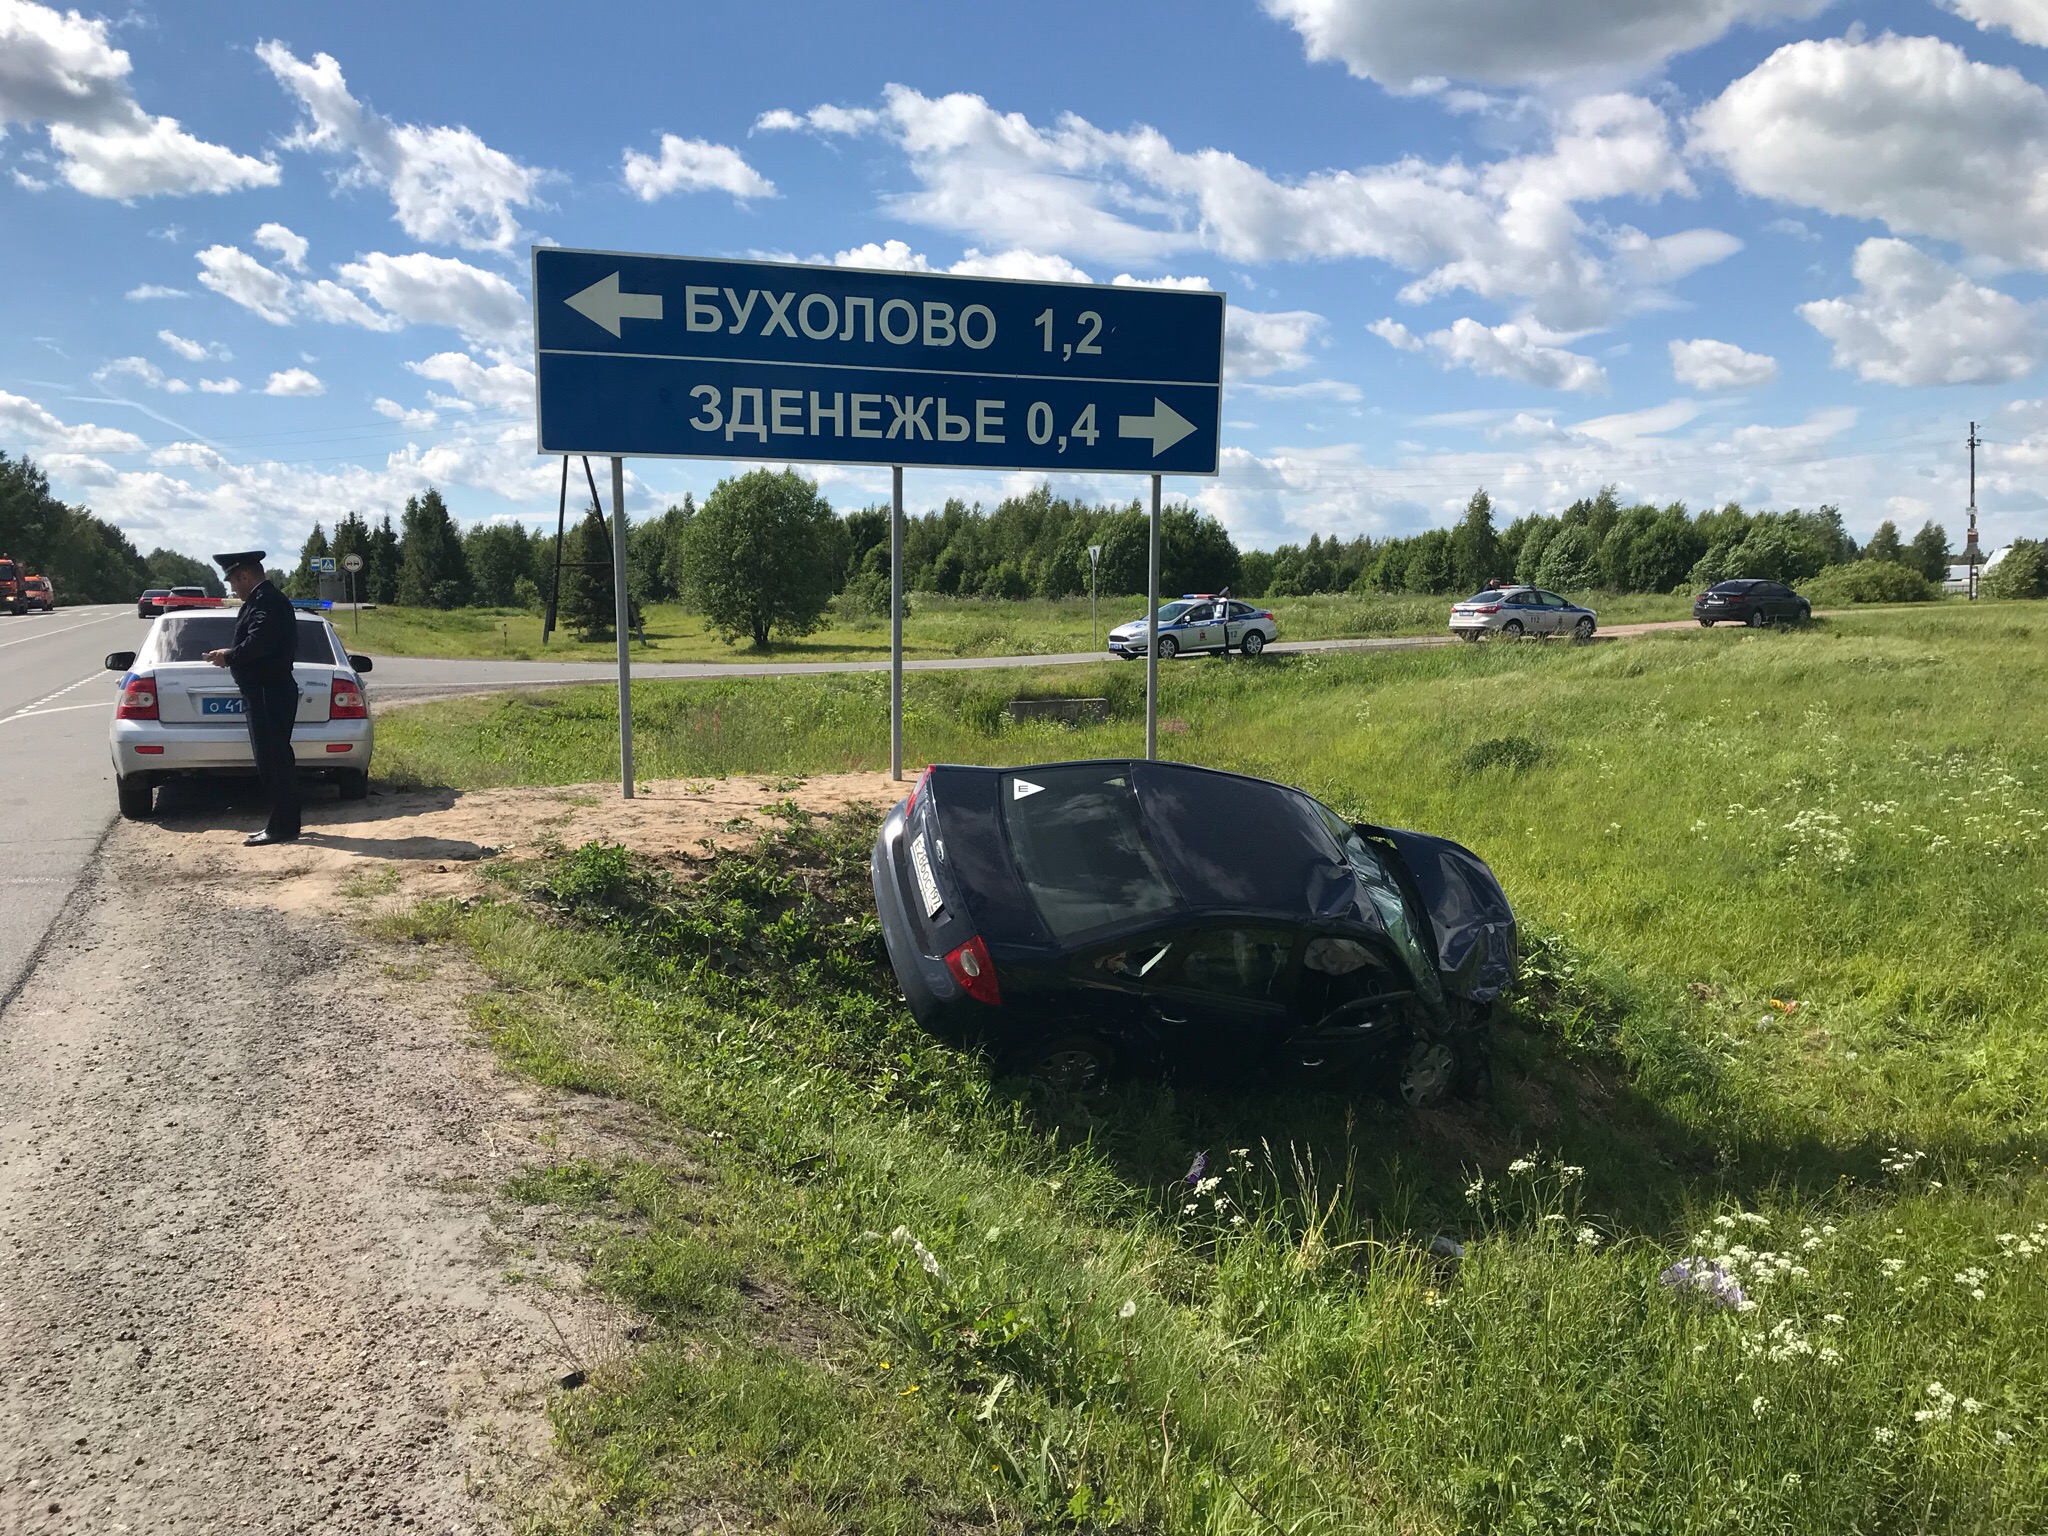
left=532, top=249, right=1223, bottom=475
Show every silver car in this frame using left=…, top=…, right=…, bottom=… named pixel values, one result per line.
left=1108, top=596, right=1279, bottom=659
left=1448, top=586, right=1597, bottom=642
left=105, top=609, right=375, bottom=819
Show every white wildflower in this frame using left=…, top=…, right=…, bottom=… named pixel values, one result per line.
left=1118, top=1299, right=1137, bottom=1320
left=1872, top=1427, right=1896, bottom=1445
left=1753, top=1396, right=1770, bottom=1418
left=1507, top=1157, right=1536, bottom=1174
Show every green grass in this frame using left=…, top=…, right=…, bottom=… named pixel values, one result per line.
left=337, top=588, right=1695, bottom=663
left=380, top=603, right=2048, bottom=1532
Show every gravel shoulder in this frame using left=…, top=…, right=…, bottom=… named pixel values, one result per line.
left=0, top=817, right=623, bottom=1532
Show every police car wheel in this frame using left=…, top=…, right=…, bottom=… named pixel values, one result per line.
left=1156, top=636, right=1178, bottom=659
left=1240, top=630, right=1265, bottom=657
left=116, top=774, right=156, bottom=820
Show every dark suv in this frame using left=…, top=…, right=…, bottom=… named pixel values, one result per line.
left=1694, top=579, right=1809, bottom=627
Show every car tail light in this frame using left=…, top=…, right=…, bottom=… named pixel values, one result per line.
left=116, top=674, right=158, bottom=720
left=325, top=742, right=353, bottom=753
left=329, top=676, right=367, bottom=719
left=134, top=745, right=164, bottom=754
left=943, top=935, right=1001, bottom=1006
left=1473, top=603, right=1501, bottom=613
left=904, top=763, right=933, bottom=818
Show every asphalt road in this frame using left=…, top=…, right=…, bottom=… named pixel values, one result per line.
left=0, top=605, right=140, bottom=1008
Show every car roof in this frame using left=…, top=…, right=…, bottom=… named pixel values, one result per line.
left=933, top=759, right=1356, bottom=930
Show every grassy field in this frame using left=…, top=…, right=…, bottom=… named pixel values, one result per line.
left=369, top=603, right=2048, bottom=1532
left=336, top=588, right=1695, bottom=663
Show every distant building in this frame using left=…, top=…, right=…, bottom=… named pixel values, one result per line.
left=1944, top=543, right=2014, bottom=594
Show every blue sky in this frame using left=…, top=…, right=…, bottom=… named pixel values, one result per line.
left=3, top=0, right=2045, bottom=563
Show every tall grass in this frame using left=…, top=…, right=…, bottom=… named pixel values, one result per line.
left=376, top=604, right=2048, bottom=1531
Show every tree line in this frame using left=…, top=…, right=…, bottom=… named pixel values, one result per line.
left=1, top=452, right=226, bottom=602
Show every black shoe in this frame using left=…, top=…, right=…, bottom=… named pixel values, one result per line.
left=245, top=830, right=300, bottom=846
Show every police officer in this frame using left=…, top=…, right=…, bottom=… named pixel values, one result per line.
left=203, top=551, right=301, bottom=846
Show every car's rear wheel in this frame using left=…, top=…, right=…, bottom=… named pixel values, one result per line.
left=1747, top=610, right=1768, bottom=628
left=1573, top=617, right=1595, bottom=643
left=1458, top=630, right=1480, bottom=642
left=336, top=770, right=370, bottom=801
left=1239, top=629, right=1265, bottom=657
left=1156, top=636, right=1178, bottom=659
left=116, top=774, right=155, bottom=820
left=1500, top=619, right=1524, bottom=638
left=1698, top=618, right=1714, bottom=627
left=1004, top=1031, right=1117, bottom=1093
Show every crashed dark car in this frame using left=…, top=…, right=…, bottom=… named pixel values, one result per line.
left=869, top=760, right=1516, bottom=1105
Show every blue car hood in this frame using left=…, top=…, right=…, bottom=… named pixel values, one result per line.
left=1374, top=827, right=1519, bottom=1003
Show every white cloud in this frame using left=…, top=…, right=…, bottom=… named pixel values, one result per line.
left=404, top=351, right=535, bottom=412
left=125, top=283, right=186, bottom=300
left=1692, top=34, right=2048, bottom=271
left=254, top=221, right=309, bottom=270
left=1669, top=337, right=1778, bottom=389
left=1938, top=0, right=2048, bottom=46
left=257, top=41, right=544, bottom=252
left=622, top=134, right=775, bottom=201
left=829, top=239, right=1096, bottom=285
left=766, top=85, right=1727, bottom=331
left=197, top=243, right=294, bottom=324
left=334, top=252, right=525, bottom=345
left=1798, top=238, right=2046, bottom=386
left=1258, top=0, right=1827, bottom=89
left=157, top=329, right=228, bottom=362
left=295, top=276, right=402, bottom=331
left=0, top=388, right=145, bottom=452
left=94, top=354, right=189, bottom=391
left=0, top=0, right=278, bottom=197
left=373, top=397, right=439, bottom=429
left=263, top=367, right=324, bottom=397
left=197, top=377, right=241, bottom=394
left=1371, top=315, right=1608, bottom=390
left=1227, top=309, right=1325, bottom=377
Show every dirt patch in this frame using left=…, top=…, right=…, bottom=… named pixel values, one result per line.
left=130, top=771, right=904, bottom=915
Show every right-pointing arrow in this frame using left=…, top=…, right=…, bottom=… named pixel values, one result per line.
left=1118, top=398, right=1197, bottom=457
left=564, top=272, right=664, bottom=338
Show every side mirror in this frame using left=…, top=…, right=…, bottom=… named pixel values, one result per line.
left=105, top=651, right=136, bottom=671
left=348, top=654, right=372, bottom=673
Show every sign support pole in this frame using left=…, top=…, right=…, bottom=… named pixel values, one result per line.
left=890, top=465, right=904, bottom=780
left=1145, top=473, right=1161, bottom=761
left=610, top=455, right=634, bottom=800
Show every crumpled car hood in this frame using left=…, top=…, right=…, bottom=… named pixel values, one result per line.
left=1374, top=827, right=1519, bottom=1003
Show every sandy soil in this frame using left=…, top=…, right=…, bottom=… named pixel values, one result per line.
left=0, top=773, right=898, bottom=1532
left=129, top=772, right=905, bottom=917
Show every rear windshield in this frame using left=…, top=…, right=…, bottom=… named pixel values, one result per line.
left=1711, top=581, right=1753, bottom=593
left=155, top=614, right=338, bottom=665
left=1461, top=591, right=1503, bottom=603
left=1000, top=765, right=1180, bottom=941
left=169, top=586, right=207, bottom=597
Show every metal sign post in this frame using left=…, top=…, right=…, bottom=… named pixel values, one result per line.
left=530, top=248, right=1224, bottom=785
left=341, top=551, right=363, bottom=638
left=1145, top=475, right=1161, bottom=761
left=1087, top=543, right=1102, bottom=653
left=891, top=465, right=905, bottom=780
left=610, top=456, right=634, bottom=798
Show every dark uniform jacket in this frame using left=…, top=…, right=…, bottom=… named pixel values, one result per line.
left=227, top=580, right=299, bottom=690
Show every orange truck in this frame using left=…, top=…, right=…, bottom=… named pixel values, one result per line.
left=0, top=554, right=25, bottom=615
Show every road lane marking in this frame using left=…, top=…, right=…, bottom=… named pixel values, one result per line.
left=0, top=671, right=108, bottom=725
left=0, top=609, right=136, bottom=650
left=5, top=701, right=114, bottom=720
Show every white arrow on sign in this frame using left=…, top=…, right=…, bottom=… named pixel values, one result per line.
left=565, top=272, right=664, bottom=338
left=1117, top=398, right=1197, bottom=457
left=1012, top=778, right=1044, bottom=800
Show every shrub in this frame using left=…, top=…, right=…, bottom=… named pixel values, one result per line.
left=1981, top=539, right=2048, bottom=601
left=1797, top=560, right=1936, bottom=606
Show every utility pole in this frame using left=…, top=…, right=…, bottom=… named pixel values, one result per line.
left=1966, top=421, right=1982, bottom=602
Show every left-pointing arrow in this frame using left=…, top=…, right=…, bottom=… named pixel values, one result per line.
left=565, top=272, right=664, bottom=337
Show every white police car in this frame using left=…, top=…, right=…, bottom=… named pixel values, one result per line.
left=1108, top=596, right=1279, bottom=659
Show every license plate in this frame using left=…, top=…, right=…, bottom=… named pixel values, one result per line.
left=909, top=832, right=943, bottom=918
left=201, top=695, right=245, bottom=716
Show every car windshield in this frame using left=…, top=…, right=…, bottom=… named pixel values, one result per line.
left=1310, top=802, right=1442, bottom=1003
left=155, top=614, right=337, bottom=665
left=1153, top=601, right=1197, bottom=624
left=1000, top=765, right=1180, bottom=941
